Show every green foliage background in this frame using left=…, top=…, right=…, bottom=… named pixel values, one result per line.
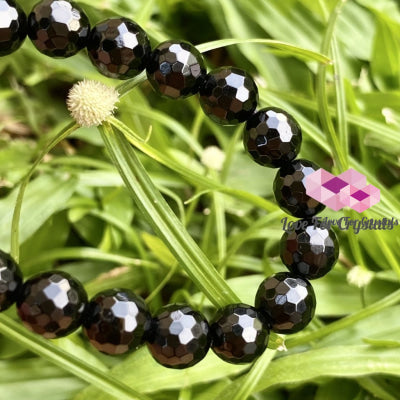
left=1, top=0, right=400, bottom=399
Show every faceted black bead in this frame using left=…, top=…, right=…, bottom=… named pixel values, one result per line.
left=27, top=0, right=90, bottom=58
left=211, top=303, right=269, bottom=364
left=87, top=18, right=151, bottom=80
left=274, top=159, right=325, bottom=218
left=244, top=107, right=302, bottom=168
left=0, top=250, right=23, bottom=311
left=146, top=304, right=211, bottom=369
left=255, top=272, right=316, bottom=334
left=0, top=0, right=27, bottom=56
left=17, top=271, right=87, bottom=338
left=199, top=67, right=258, bottom=125
left=83, top=288, right=151, bottom=355
left=146, top=40, right=206, bottom=99
left=281, top=223, right=339, bottom=279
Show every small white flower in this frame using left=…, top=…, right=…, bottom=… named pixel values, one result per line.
left=382, top=108, right=396, bottom=125
left=67, top=80, right=119, bottom=127
left=201, top=146, right=225, bottom=171
left=347, top=265, right=374, bottom=288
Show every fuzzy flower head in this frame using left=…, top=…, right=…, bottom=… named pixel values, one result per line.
left=67, top=80, right=119, bottom=127
left=347, top=266, right=374, bottom=288
left=201, top=146, right=226, bottom=171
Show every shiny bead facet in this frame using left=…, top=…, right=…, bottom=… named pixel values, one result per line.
left=281, top=224, right=339, bottom=279
left=199, top=67, right=258, bottom=125
left=244, top=107, right=302, bottom=168
left=274, top=159, right=325, bottom=218
left=87, top=18, right=151, bottom=80
left=27, top=0, right=90, bottom=58
left=0, top=250, right=23, bottom=311
left=83, top=289, right=151, bottom=355
left=255, top=272, right=316, bottom=334
left=146, top=40, right=206, bottom=99
left=17, top=271, right=87, bottom=338
left=0, top=0, right=27, bottom=56
left=146, top=304, right=211, bottom=369
left=211, top=303, right=269, bottom=364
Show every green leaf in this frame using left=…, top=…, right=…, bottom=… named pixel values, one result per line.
left=252, top=345, right=400, bottom=392
left=314, top=305, right=400, bottom=348
left=315, top=379, right=360, bottom=400
left=214, top=349, right=277, bottom=400
left=371, top=17, right=400, bottom=91
left=0, top=315, right=152, bottom=400
left=196, top=38, right=331, bottom=64
left=0, top=377, right=85, bottom=400
left=99, top=123, right=240, bottom=308
left=74, top=346, right=247, bottom=400
left=0, top=173, right=78, bottom=252
left=109, top=117, right=278, bottom=213
left=141, top=232, right=176, bottom=267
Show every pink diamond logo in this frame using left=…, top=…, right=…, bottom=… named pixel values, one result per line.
left=305, top=168, right=380, bottom=212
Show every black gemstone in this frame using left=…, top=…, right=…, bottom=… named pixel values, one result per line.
left=199, top=67, right=258, bottom=125
left=83, top=288, right=151, bottom=355
left=146, top=304, right=211, bottom=369
left=255, top=272, right=316, bottom=334
left=281, top=223, right=339, bottom=279
left=274, top=159, right=325, bottom=218
left=17, top=271, right=87, bottom=338
left=146, top=40, right=206, bottom=99
left=0, top=250, right=23, bottom=311
left=0, top=0, right=27, bottom=56
left=87, top=18, right=151, bottom=80
left=211, top=303, right=269, bottom=364
left=27, top=0, right=90, bottom=58
left=244, top=107, right=302, bottom=168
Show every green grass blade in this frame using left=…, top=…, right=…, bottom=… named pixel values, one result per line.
left=332, top=36, right=349, bottom=161
left=0, top=315, right=152, bottom=400
left=99, top=122, right=240, bottom=308
left=22, top=247, right=158, bottom=273
left=316, top=0, right=349, bottom=171
left=215, top=349, right=277, bottom=400
left=10, top=122, right=78, bottom=261
left=254, top=345, right=400, bottom=392
left=196, top=38, right=331, bottom=64
left=109, top=117, right=278, bottom=212
left=286, top=288, right=400, bottom=348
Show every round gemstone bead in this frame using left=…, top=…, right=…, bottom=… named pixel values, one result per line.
left=0, top=0, right=27, bottom=56
left=255, top=272, right=316, bottom=334
left=244, top=107, right=302, bottom=168
left=17, top=271, right=87, bottom=338
left=281, top=223, right=339, bottom=279
left=211, top=303, right=269, bottom=364
left=87, top=18, right=151, bottom=80
left=199, top=67, right=258, bottom=125
left=274, top=159, right=325, bottom=219
left=27, top=0, right=90, bottom=58
left=146, top=40, right=206, bottom=99
left=83, top=289, right=151, bottom=355
left=0, top=250, right=23, bottom=311
left=146, top=304, right=211, bottom=369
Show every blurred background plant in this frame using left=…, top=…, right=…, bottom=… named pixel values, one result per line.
left=1, top=0, right=400, bottom=399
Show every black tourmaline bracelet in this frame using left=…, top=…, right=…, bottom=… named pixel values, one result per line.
left=0, top=0, right=340, bottom=369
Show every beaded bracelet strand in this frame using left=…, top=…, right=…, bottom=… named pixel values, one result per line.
left=0, top=0, right=339, bottom=369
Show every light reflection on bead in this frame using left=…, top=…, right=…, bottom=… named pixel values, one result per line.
left=281, top=224, right=339, bottom=279
left=0, top=0, right=27, bottom=56
left=255, top=272, right=316, bottom=334
left=146, top=304, right=210, bottom=369
left=83, top=289, right=151, bottom=355
left=211, top=303, right=269, bottom=364
left=17, top=271, right=87, bottom=338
